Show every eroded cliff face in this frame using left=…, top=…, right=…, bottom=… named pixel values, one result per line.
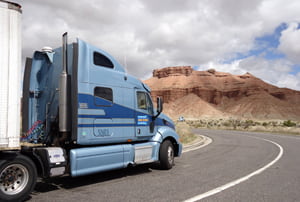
left=144, top=66, right=300, bottom=120
left=153, top=66, right=193, bottom=78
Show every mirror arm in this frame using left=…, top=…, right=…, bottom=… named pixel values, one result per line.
left=152, top=96, right=163, bottom=120
left=152, top=111, right=162, bottom=120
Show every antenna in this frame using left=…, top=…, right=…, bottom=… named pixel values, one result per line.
left=124, top=54, right=128, bottom=81
left=124, top=55, right=128, bottom=72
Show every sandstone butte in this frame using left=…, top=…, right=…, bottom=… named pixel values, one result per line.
left=144, top=66, right=300, bottom=121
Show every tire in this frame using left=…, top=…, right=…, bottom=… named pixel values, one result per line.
left=159, top=140, right=175, bottom=170
left=0, top=154, right=37, bottom=201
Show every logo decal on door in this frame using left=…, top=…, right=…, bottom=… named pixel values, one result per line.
left=137, top=115, right=149, bottom=125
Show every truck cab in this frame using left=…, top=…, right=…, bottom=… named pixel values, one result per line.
left=22, top=35, right=182, bottom=176
left=23, top=37, right=181, bottom=145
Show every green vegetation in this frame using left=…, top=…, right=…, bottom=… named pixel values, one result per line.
left=186, top=118, right=300, bottom=135
left=283, top=120, right=297, bottom=127
left=174, top=118, right=299, bottom=144
left=176, top=122, right=197, bottom=144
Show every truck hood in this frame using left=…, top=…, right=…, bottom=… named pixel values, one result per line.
left=157, top=113, right=175, bottom=130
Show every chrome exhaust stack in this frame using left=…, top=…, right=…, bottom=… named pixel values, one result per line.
left=59, top=32, right=71, bottom=133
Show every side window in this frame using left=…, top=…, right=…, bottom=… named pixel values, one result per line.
left=93, top=52, right=114, bottom=69
left=137, top=92, right=147, bottom=110
left=137, top=92, right=153, bottom=115
left=94, top=87, right=113, bottom=106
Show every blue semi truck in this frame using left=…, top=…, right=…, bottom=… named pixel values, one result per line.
left=0, top=1, right=181, bottom=201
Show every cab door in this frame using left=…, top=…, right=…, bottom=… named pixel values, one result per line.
left=135, top=91, right=155, bottom=137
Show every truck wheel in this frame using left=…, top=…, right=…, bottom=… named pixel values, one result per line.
left=0, top=154, right=37, bottom=201
left=159, top=140, right=175, bottom=170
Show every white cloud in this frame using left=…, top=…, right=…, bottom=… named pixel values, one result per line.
left=260, top=0, right=300, bottom=31
left=11, top=0, right=300, bottom=90
left=199, top=57, right=300, bottom=90
left=278, top=22, right=300, bottom=63
left=276, top=74, right=300, bottom=90
left=198, top=60, right=245, bottom=75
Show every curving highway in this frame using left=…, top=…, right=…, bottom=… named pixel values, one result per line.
left=28, top=129, right=300, bottom=202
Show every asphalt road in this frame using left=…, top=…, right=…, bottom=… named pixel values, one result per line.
left=27, top=129, right=300, bottom=202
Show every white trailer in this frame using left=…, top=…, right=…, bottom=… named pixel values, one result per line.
left=0, top=0, right=22, bottom=150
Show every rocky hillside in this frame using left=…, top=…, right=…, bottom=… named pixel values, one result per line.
left=144, top=66, right=300, bottom=120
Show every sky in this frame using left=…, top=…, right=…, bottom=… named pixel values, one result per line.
left=13, top=0, right=300, bottom=90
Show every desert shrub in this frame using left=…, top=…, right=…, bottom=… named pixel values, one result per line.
left=283, top=120, right=296, bottom=127
left=271, top=121, right=280, bottom=127
left=242, top=119, right=255, bottom=129
left=223, top=121, right=231, bottom=127
left=176, top=122, right=197, bottom=144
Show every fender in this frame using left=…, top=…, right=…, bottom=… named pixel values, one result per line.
left=151, top=126, right=182, bottom=157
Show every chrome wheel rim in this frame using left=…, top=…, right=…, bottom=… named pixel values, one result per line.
left=167, top=146, right=174, bottom=165
left=0, top=164, right=29, bottom=195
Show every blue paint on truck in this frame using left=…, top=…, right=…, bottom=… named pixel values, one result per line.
left=22, top=36, right=181, bottom=177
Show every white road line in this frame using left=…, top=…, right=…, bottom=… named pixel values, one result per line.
left=183, top=136, right=212, bottom=153
left=184, top=136, right=284, bottom=202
